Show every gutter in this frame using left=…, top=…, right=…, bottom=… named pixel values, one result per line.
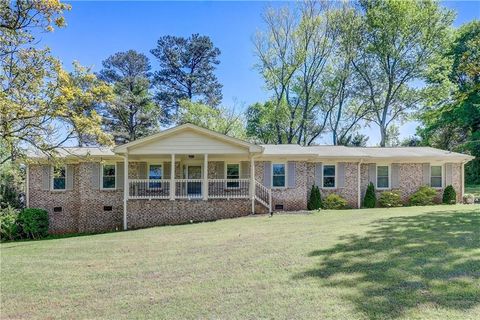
left=357, top=159, right=364, bottom=209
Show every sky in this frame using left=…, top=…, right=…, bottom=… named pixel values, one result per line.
left=41, top=0, right=480, bottom=146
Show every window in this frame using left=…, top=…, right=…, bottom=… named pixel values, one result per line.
left=323, top=165, right=336, bottom=188
left=272, top=163, right=286, bottom=187
left=102, top=164, right=116, bottom=189
left=52, top=166, right=66, bottom=190
left=377, top=165, right=390, bottom=189
left=226, top=163, right=240, bottom=188
left=431, top=165, right=442, bottom=188
left=149, top=164, right=163, bottom=188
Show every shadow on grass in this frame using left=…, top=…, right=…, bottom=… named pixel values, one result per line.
left=294, top=210, right=480, bottom=319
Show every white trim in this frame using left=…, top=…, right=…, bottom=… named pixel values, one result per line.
left=51, top=165, right=67, bottom=191
left=25, top=164, right=30, bottom=208
left=123, top=153, right=128, bottom=230
left=322, top=163, right=337, bottom=189
left=225, top=162, right=241, bottom=189
left=430, top=164, right=443, bottom=189
left=101, top=163, right=117, bottom=190
left=376, top=164, right=391, bottom=190
left=271, top=162, right=287, bottom=189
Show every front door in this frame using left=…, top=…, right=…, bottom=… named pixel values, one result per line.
left=187, top=165, right=202, bottom=196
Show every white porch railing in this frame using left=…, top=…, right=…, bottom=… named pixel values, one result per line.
left=255, top=180, right=272, bottom=212
left=175, top=179, right=203, bottom=199
left=129, top=179, right=170, bottom=199
left=208, top=179, right=250, bottom=199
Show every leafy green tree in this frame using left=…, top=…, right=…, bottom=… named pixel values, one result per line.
left=418, top=21, right=480, bottom=184
left=177, top=100, right=245, bottom=139
left=99, top=50, right=160, bottom=144
left=353, top=0, right=454, bottom=147
left=245, top=101, right=282, bottom=144
left=151, top=34, right=222, bottom=123
left=1, top=0, right=112, bottom=163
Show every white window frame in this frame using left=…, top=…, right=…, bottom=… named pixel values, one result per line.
left=271, top=162, right=287, bottom=189
left=376, top=164, right=391, bottom=190
left=51, top=165, right=67, bottom=191
left=148, top=162, right=164, bottom=189
left=430, top=164, right=443, bottom=189
left=225, top=162, right=241, bottom=189
left=322, top=163, right=337, bottom=189
left=101, top=163, right=117, bottom=190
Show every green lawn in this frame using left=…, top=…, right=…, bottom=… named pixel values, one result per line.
left=1, top=205, right=479, bottom=320
left=466, top=184, right=480, bottom=196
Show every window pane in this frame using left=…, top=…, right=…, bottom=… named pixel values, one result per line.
left=431, top=166, right=442, bottom=177
left=149, top=165, right=162, bottom=179
left=377, top=166, right=389, bottom=177
left=103, top=177, right=115, bottom=189
left=53, top=178, right=65, bottom=190
left=323, top=176, right=335, bottom=188
left=103, top=165, right=115, bottom=177
left=272, top=164, right=285, bottom=175
left=272, top=175, right=285, bottom=187
left=431, top=177, right=442, bottom=188
left=227, top=164, right=239, bottom=178
left=377, top=177, right=389, bottom=188
left=323, top=165, right=335, bottom=177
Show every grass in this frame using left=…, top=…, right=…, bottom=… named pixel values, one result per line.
left=466, top=184, right=480, bottom=196
left=1, top=205, right=479, bottom=320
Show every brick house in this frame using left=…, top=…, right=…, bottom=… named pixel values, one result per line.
left=26, top=123, right=474, bottom=234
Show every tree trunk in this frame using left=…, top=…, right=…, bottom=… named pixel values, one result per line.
left=379, top=126, right=387, bottom=147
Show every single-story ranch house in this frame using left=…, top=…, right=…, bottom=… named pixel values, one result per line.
left=26, top=123, right=474, bottom=234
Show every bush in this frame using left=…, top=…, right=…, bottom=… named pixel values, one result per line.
left=0, top=206, right=20, bottom=241
left=323, top=194, right=348, bottom=210
left=379, top=191, right=403, bottom=208
left=363, top=182, right=376, bottom=208
left=17, top=208, right=49, bottom=239
left=307, top=185, right=322, bottom=210
left=409, top=186, right=438, bottom=206
left=442, top=185, right=456, bottom=204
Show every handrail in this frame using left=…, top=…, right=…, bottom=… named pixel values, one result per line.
left=255, top=180, right=272, bottom=213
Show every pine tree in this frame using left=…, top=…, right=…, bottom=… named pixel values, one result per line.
left=308, top=185, right=322, bottom=210
left=363, top=182, right=376, bottom=208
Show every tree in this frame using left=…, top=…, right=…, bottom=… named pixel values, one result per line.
left=245, top=101, right=282, bottom=144
left=418, top=21, right=480, bottom=184
left=151, top=34, right=222, bottom=123
left=338, top=133, right=369, bottom=147
left=253, top=1, right=337, bottom=145
left=177, top=100, right=245, bottom=139
left=1, top=0, right=112, bottom=163
left=353, top=0, right=454, bottom=146
left=98, top=50, right=160, bottom=144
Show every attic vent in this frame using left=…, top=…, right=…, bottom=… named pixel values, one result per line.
left=274, top=204, right=284, bottom=211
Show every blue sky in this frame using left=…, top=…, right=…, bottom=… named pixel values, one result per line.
left=42, top=1, right=480, bottom=145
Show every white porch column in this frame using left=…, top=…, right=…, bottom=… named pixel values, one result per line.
left=250, top=156, right=255, bottom=214
left=203, top=154, right=208, bottom=200
left=170, top=154, right=175, bottom=200
left=462, top=161, right=465, bottom=199
left=25, top=164, right=30, bottom=208
left=123, top=153, right=128, bottom=230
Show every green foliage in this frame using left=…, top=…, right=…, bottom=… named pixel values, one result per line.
left=151, top=34, right=222, bottom=124
left=17, top=208, right=49, bottom=239
left=98, top=50, right=159, bottom=144
left=0, top=161, right=24, bottom=209
left=379, top=191, right=403, bottom=208
left=323, top=194, right=348, bottom=210
left=363, top=182, right=376, bottom=208
left=0, top=206, right=20, bottom=241
left=307, top=185, right=322, bottom=210
left=442, top=185, right=457, bottom=204
left=409, top=186, right=438, bottom=206
left=245, top=101, right=281, bottom=144
left=177, top=100, right=246, bottom=139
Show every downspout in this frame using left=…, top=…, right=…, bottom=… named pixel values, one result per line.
left=123, top=151, right=129, bottom=230
left=357, top=159, right=364, bottom=209
left=25, top=164, right=29, bottom=208
left=461, top=160, right=466, bottom=200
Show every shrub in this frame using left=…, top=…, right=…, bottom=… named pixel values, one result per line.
left=379, top=191, right=403, bottom=208
left=0, top=206, right=20, bottom=241
left=323, top=194, right=348, bottom=210
left=463, top=193, right=475, bottom=204
left=409, top=186, right=438, bottom=206
left=17, top=208, right=49, bottom=239
left=363, top=182, right=376, bottom=208
left=442, top=185, right=456, bottom=204
left=307, top=185, right=322, bottom=210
